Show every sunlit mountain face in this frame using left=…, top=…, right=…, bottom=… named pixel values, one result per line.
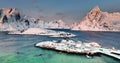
left=71, top=6, right=120, bottom=31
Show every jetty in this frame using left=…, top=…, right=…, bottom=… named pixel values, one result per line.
left=95, top=48, right=120, bottom=60
left=35, top=39, right=120, bottom=59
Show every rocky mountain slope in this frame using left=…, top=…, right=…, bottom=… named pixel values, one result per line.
left=71, top=6, right=120, bottom=31
left=0, top=8, right=68, bottom=31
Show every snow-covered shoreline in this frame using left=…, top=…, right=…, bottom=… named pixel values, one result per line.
left=8, top=28, right=76, bottom=37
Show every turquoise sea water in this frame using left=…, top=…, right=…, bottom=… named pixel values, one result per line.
left=0, top=30, right=120, bottom=63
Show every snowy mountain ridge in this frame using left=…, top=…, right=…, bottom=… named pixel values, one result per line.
left=0, top=8, right=68, bottom=32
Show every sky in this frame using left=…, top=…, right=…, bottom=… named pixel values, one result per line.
left=0, top=0, right=120, bottom=23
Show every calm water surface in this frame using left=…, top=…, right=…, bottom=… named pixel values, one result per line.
left=0, top=30, right=120, bottom=63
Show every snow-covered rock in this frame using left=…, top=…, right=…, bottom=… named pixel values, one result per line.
left=71, top=6, right=120, bottom=31
left=0, top=8, right=33, bottom=31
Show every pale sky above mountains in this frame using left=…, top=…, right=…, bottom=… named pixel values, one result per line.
left=0, top=0, right=120, bottom=23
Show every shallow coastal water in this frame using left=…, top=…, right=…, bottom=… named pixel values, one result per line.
left=0, top=30, right=120, bottom=63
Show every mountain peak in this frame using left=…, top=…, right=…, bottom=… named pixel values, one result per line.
left=91, top=6, right=100, bottom=11
left=1, top=8, right=19, bottom=16
left=85, top=6, right=102, bottom=22
left=0, top=8, right=21, bottom=24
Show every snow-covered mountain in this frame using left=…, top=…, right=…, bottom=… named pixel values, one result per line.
left=71, top=6, right=120, bottom=31
left=0, top=8, right=68, bottom=31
